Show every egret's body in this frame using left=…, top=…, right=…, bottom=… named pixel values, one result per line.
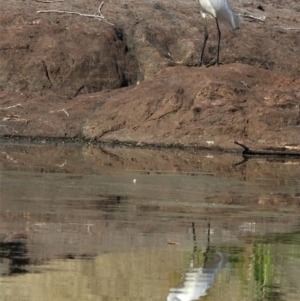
left=196, top=0, right=241, bottom=66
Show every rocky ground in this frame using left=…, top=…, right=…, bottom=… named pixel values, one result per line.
left=0, top=0, right=299, bottom=151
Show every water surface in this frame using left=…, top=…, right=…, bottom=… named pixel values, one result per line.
left=1, top=142, right=300, bottom=301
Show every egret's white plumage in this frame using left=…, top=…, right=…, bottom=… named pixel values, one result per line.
left=196, top=0, right=241, bottom=66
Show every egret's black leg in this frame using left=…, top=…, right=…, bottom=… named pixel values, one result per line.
left=206, top=18, right=222, bottom=67
left=215, top=18, right=221, bottom=66
left=198, top=18, right=209, bottom=67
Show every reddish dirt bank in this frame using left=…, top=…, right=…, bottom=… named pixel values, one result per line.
left=0, top=0, right=299, bottom=151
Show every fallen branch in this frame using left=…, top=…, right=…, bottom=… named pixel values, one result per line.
left=233, top=140, right=300, bottom=157
left=233, top=140, right=249, bottom=151
left=36, top=1, right=115, bottom=26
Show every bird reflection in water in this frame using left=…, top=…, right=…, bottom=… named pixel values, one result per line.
left=167, top=221, right=227, bottom=301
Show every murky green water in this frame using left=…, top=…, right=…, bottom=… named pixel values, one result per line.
left=0, top=142, right=300, bottom=301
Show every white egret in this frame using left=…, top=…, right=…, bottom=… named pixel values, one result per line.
left=196, top=0, right=241, bottom=66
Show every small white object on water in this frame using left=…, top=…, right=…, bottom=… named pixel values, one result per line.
left=133, top=179, right=136, bottom=184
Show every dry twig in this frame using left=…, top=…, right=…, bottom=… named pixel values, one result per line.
left=49, top=108, right=69, bottom=117
left=58, top=108, right=69, bottom=117
left=274, top=25, right=300, bottom=31
left=2, top=152, right=18, bottom=163
left=36, top=1, right=114, bottom=26
left=238, top=13, right=266, bottom=22
left=34, top=0, right=65, bottom=3
left=0, top=103, right=22, bottom=110
left=56, top=160, right=67, bottom=168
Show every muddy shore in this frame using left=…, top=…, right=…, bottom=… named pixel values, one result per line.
left=0, top=0, right=299, bottom=152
